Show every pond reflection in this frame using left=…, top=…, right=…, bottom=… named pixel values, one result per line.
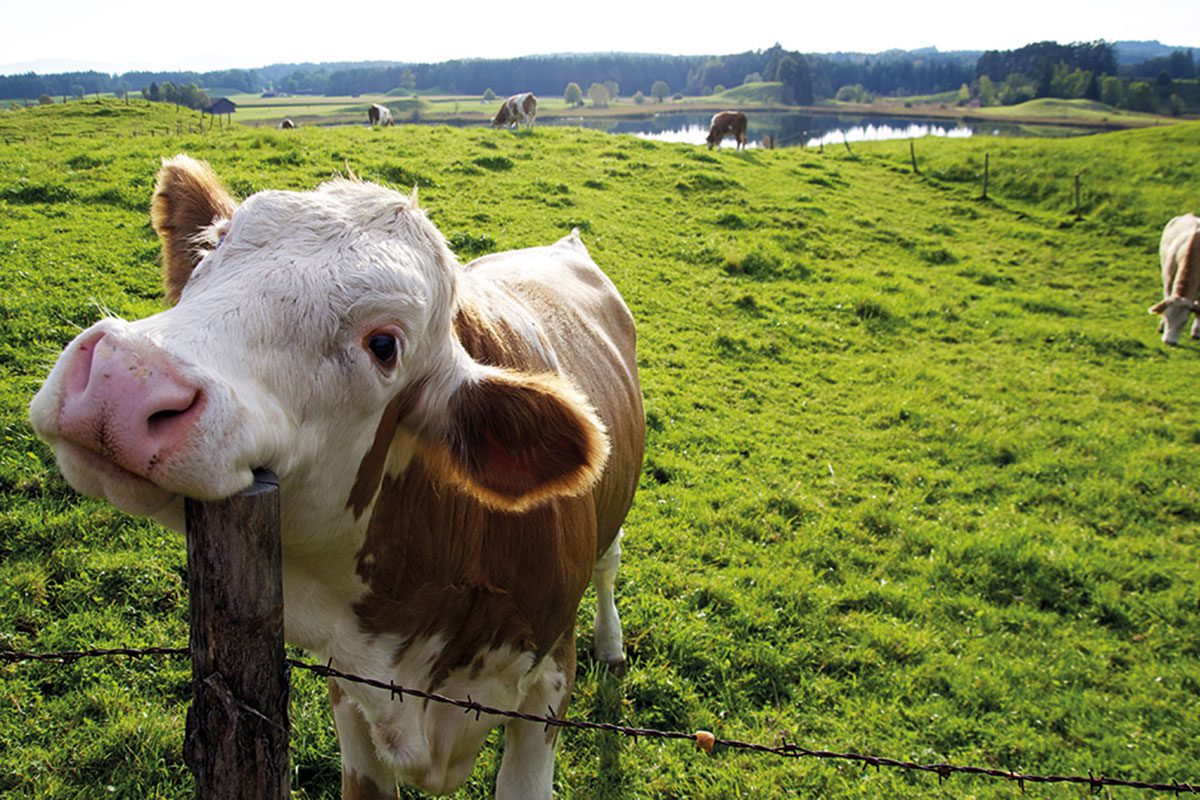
left=541, top=111, right=1086, bottom=148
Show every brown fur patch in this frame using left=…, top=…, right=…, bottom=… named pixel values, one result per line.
left=354, top=452, right=596, bottom=688
left=151, top=155, right=237, bottom=304
left=547, top=630, right=577, bottom=744
left=453, top=301, right=553, bottom=371
left=342, top=771, right=397, bottom=800
left=346, top=378, right=429, bottom=520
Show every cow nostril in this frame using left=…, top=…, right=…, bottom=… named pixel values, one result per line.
left=146, top=391, right=202, bottom=435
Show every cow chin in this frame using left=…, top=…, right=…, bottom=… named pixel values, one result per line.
left=55, top=441, right=185, bottom=526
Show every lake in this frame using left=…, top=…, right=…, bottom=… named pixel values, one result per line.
left=538, top=111, right=1088, bottom=148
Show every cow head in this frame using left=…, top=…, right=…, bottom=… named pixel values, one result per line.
left=1149, top=296, right=1200, bottom=345
left=30, top=155, right=609, bottom=534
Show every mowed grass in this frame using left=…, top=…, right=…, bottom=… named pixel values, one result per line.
left=1, top=100, right=1199, bottom=798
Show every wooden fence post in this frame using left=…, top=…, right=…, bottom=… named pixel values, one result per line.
left=184, top=469, right=289, bottom=800
left=909, top=139, right=919, bottom=174
left=1074, top=173, right=1082, bottom=219
left=982, top=152, right=989, bottom=200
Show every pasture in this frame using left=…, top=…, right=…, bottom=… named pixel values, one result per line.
left=1, top=100, right=1198, bottom=798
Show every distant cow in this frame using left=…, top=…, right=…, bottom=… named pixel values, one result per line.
left=279, top=118, right=295, bottom=129
left=492, top=92, right=537, bottom=130
left=29, top=155, right=645, bottom=798
left=706, top=111, right=747, bottom=150
left=1150, top=214, right=1200, bottom=344
left=368, top=103, right=394, bottom=126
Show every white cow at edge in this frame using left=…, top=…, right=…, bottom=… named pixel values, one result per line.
left=29, top=155, right=645, bottom=799
left=1150, top=213, right=1200, bottom=345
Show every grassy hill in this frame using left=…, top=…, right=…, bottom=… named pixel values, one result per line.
left=979, top=97, right=1167, bottom=125
left=708, top=81, right=786, bottom=105
left=1, top=99, right=1199, bottom=798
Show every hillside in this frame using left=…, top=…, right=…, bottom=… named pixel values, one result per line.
left=1, top=101, right=1199, bottom=798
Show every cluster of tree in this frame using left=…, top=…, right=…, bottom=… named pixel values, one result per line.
left=0, top=68, right=256, bottom=101
left=270, top=54, right=701, bottom=99
left=969, top=40, right=1197, bottom=115
left=976, top=41, right=1117, bottom=85
left=1122, top=49, right=1197, bottom=80
left=141, top=81, right=211, bottom=111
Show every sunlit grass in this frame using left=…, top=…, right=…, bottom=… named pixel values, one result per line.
left=2, top=100, right=1198, bottom=798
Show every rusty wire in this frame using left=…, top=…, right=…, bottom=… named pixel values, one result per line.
left=2, top=645, right=1198, bottom=795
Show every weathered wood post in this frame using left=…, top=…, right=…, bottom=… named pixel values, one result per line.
left=909, top=139, right=919, bottom=174
left=184, top=468, right=289, bottom=800
left=982, top=152, right=990, bottom=200
left=1074, top=173, right=1082, bottom=219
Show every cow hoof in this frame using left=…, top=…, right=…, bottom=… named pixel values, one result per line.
left=601, top=655, right=628, bottom=677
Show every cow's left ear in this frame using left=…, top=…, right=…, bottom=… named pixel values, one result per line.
left=434, top=369, right=610, bottom=513
left=151, top=155, right=238, bottom=305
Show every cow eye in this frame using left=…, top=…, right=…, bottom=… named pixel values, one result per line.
left=366, top=334, right=399, bottom=366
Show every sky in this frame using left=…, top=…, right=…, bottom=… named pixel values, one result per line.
left=3, top=0, right=1199, bottom=75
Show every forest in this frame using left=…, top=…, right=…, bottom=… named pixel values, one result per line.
left=1, top=40, right=1197, bottom=114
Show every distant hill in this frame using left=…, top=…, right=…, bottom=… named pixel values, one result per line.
left=812, top=47, right=982, bottom=64
left=1113, top=40, right=1198, bottom=66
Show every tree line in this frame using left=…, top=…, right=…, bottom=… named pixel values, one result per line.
left=2, top=42, right=1196, bottom=115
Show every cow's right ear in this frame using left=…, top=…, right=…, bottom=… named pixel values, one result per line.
left=151, top=155, right=237, bottom=305
left=432, top=368, right=611, bottom=513
left=1149, top=300, right=1169, bottom=314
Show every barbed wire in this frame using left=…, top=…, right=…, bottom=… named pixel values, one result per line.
left=2, top=645, right=1198, bottom=795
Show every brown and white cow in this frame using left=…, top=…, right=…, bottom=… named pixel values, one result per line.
left=706, top=110, right=747, bottom=150
left=1150, top=213, right=1200, bottom=345
left=492, top=93, right=537, bottom=130
left=279, top=118, right=296, bottom=129
left=368, top=103, right=394, bottom=126
left=29, top=155, right=645, bottom=798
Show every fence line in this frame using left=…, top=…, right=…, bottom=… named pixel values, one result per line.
left=2, top=644, right=1197, bottom=796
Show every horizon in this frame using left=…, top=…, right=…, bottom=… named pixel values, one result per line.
left=4, top=0, right=1198, bottom=77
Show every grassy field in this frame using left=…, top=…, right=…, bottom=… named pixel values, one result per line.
left=1, top=99, right=1199, bottom=799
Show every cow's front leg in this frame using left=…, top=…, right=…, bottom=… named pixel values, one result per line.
left=592, top=529, right=626, bottom=669
left=495, top=634, right=575, bottom=799
left=1191, top=316, right=1200, bottom=339
left=328, top=679, right=398, bottom=800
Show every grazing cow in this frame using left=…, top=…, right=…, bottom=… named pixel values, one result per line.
left=368, top=103, right=394, bottom=126
left=706, top=110, right=747, bottom=150
left=29, top=155, right=645, bottom=798
left=492, top=93, right=537, bottom=130
left=279, top=118, right=296, bottom=129
left=1150, top=213, right=1200, bottom=345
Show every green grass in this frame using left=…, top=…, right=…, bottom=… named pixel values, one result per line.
left=2, top=99, right=1199, bottom=798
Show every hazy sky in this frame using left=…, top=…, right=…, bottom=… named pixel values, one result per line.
left=4, top=0, right=1198, bottom=74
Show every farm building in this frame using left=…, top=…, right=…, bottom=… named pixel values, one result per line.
left=205, top=97, right=236, bottom=121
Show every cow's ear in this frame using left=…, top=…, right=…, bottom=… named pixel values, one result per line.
left=435, top=369, right=610, bottom=513
left=1149, top=300, right=1169, bottom=314
left=151, top=155, right=237, bottom=305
